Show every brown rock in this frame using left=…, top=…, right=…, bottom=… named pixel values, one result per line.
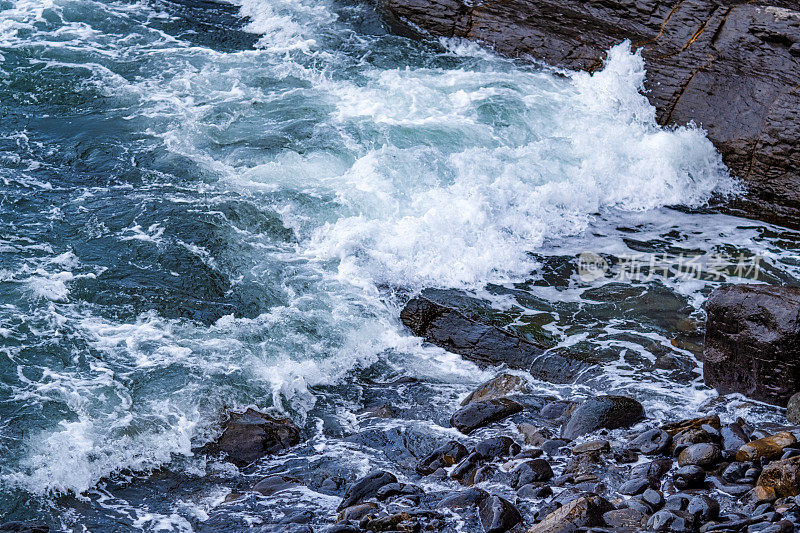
left=757, top=456, right=800, bottom=498
left=704, top=285, right=800, bottom=406
left=753, top=485, right=777, bottom=503
left=572, top=440, right=610, bottom=455
left=736, top=432, right=798, bottom=462
left=380, top=0, right=800, bottom=229
left=462, top=374, right=526, bottom=406
left=212, top=408, right=302, bottom=466
left=661, top=415, right=721, bottom=437
left=526, top=493, right=613, bottom=533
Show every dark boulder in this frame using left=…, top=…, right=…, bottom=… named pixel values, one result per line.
left=437, top=487, right=489, bottom=509
left=704, top=284, right=800, bottom=405
left=478, top=495, right=522, bottom=533
left=337, top=470, right=398, bottom=511
left=450, top=398, right=524, bottom=434
left=211, top=408, right=302, bottom=466
left=380, top=0, right=800, bottom=229
left=415, top=440, right=469, bottom=474
left=561, top=395, right=645, bottom=440
left=475, top=436, right=520, bottom=460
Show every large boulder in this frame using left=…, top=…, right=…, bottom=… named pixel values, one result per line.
left=211, top=408, right=302, bottom=466
left=380, top=0, right=800, bottom=228
left=562, top=395, right=645, bottom=440
left=703, top=284, right=800, bottom=405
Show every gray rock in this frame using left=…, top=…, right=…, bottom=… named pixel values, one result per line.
left=478, top=495, right=522, bottom=533
left=561, top=395, right=645, bottom=440
left=437, top=488, right=489, bottom=509
left=527, top=493, right=613, bottom=533
left=415, top=440, right=468, bottom=474
left=674, top=465, right=706, bottom=490
left=450, top=398, right=523, bottom=434
left=512, top=459, right=554, bottom=488
left=677, top=443, right=722, bottom=467
left=788, top=392, right=800, bottom=424
left=629, top=428, right=671, bottom=455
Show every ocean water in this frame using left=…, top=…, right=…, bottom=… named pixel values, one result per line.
left=1, top=0, right=800, bottom=529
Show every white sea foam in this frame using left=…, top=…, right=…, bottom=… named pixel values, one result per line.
left=0, top=0, right=749, bottom=503
left=300, top=42, right=734, bottom=288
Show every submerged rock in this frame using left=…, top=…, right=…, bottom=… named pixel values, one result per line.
left=561, top=395, right=644, bottom=440
left=380, top=0, right=800, bottom=228
left=0, top=524, right=49, bottom=533
left=212, top=408, right=302, bottom=466
left=400, top=295, right=544, bottom=369
left=400, top=294, right=593, bottom=381
left=704, top=284, right=800, bottom=405
left=450, top=398, right=524, bottom=434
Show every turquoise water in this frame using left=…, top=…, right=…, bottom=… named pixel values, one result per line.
left=1, top=0, right=799, bottom=529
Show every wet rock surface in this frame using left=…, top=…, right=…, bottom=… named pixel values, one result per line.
left=399, top=291, right=595, bottom=381
left=209, top=408, right=303, bottom=466
left=450, top=398, right=524, bottom=434
left=561, top=395, right=645, bottom=440
left=704, top=284, right=800, bottom=405
left=193, top=375, right=800, bottom=532
left=380, top=0, right=800, bottom=229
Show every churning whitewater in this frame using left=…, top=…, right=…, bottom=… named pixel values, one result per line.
left=0, top=0, right=796, bottom=529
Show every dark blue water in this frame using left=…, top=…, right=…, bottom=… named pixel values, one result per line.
left=1, top=0, right=799, bottom=529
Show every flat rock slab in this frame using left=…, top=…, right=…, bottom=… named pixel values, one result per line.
left=400, top=291, right=595, bottom=381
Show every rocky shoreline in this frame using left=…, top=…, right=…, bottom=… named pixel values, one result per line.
left=378, top=0, right=800, bottom=229
left=7, top=283, right=799, bottom=532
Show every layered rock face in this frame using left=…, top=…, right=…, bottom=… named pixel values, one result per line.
left=380, top=0, right=800, bottom=228
left=703, top=284, right=800, bottom=405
